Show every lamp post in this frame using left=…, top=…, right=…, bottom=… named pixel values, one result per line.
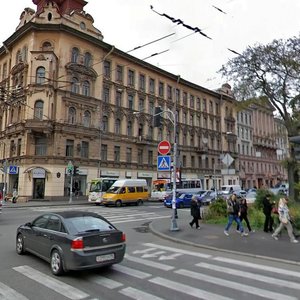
left=165, top=109, right=179, bottom=231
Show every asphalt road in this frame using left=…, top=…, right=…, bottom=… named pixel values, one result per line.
left=1, top=204, right=300, bottom=300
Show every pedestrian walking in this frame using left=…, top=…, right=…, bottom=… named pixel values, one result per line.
left=272, top=197, right=298, bottom=243
left=262, top=193, right=275, bottom=233
left=224, top=193, right=248, bottom=236
left=189, top=195, right=201, bottom=229
left=236, top=197, right=254, bottom=233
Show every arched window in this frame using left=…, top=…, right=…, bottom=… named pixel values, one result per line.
left=68, top=107, right=76, bottom=124
left=16, top=50, right=22, bottom=64
left=115, top=118, right=121, bottom=134
left=83, top=110, right=91, bottom=127
left=82, top=80, right=90, bottom=96
left=71, top=47, right=79, bottom=63
left=84, top=52, right=92, bottom=67
left=36, top=67, right=45, bottom=84
left=102, top=116, right=108, bottom=133
left=34, top=100, right=44, bottom=120
left=71, top=77, right=79, bottom=93
left=42, top=41, right=52, bottom=51
left=22, top=46, right=28, bottom=62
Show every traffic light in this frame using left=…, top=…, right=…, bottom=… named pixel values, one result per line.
left=73, top=166, right=80, bottom=175
left=153, top=106, right=162, bottom=127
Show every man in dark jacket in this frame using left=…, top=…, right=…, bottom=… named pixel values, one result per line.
left=189, top=196, right=201, bottom=229
left=263, top=194, right=274, bottom=232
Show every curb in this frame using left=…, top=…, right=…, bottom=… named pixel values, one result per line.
left=149, top=221, right=300, bottom=267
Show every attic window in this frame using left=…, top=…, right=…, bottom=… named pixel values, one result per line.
left=80, top=22, right=86, bottom=30
left=48, top=13, right=52, bottom=21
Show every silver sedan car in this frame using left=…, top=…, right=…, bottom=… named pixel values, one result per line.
left=16, top=211, right=126, bottom=275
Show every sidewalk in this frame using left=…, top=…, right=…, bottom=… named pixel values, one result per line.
left=150, top=211, right=300, bottom=265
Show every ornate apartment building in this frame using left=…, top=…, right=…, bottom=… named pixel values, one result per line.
left=0, top=0, right=241, bottom=201
left=0, top=0, right=286, bottom=201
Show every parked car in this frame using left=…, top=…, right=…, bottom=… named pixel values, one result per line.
left=164, top=193, right=197, bottom=208
left=199, top=190, right=218, bottom=206
left=16, top=211, right=126, bottom=275
left=245, top=191, right=257, bottom=204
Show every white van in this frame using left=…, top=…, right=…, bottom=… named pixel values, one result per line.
left=221, top=185, right=241, bottom=196
left=102, top=179, right=149, bottom=207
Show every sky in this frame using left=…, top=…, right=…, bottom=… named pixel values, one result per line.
left=1, top=0, right=300, bottom=90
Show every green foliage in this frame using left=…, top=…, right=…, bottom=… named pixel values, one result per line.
left=253, top=189, right=276, bottom=210
left=205, top=198, right=227, bottom=219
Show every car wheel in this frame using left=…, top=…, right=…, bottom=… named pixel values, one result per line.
left=51, top=250, right=64, bottom=276
left=136, top=199, right=142, bottom=206
left=16, top=234, right=26, bottom=255
left=115, top=200, right=122, bottom=207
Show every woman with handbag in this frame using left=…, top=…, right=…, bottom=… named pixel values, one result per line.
left=272, top=197, right=298, bottom=243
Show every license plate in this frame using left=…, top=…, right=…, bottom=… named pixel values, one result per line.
left=96, top=253, right=115, bottom=262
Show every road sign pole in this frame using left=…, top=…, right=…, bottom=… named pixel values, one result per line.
left=67, top=161, right=74, bottom=204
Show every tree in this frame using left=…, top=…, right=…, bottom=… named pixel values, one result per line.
left=219, top=36, right=300, bottom=201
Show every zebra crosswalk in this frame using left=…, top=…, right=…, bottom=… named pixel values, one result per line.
left=28, top=205, right=169, bottom=224
left=1, top=243, right=300, bottom=300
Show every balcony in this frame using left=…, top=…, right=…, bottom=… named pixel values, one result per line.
left=25, top=119, right=53, bottom=134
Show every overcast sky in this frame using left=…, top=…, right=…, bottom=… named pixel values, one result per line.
left=1, top=0, right=300, bottom=90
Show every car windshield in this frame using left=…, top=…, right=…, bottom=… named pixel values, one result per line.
left=66, top=216, right=115, bottom=233
left=107, top=186, right=120, bottom=194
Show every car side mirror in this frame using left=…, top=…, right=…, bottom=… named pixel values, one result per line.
left=25, top=222, right=32, bottom=227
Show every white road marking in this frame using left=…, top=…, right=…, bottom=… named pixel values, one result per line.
left=120, top=287, right=165, bottom=300
left=13, top=266, right=89, bottom=300
left=125, top=254, right=174, bottom=271
left=141, top=251, right=166, bottom=258
left=158, top=253, right=182, bottom=260
left=113, top=216, right=169, bottom=224
left=143, top=243, right=212, bottom=258
left=149, top=277, right=233, bottom=300
left=175, top=269, right=297, bottom=300
left=0, top=282, right=29, bottom=300
left=89, top=276, right=123, bottom=289
left=197, top=262, right=300, bottom=290
left=213, top=257, right=300, bottom=278
left=132, top=248, right=157, bottom=254
left=111, top=264, right=152, bottom=279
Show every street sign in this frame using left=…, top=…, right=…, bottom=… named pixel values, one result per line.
left=157, top=155, right=171, bottom=171
left=222, top=153, right=234, bottom=167
left=158, top=140, right=171, bottom=155
left=9, top=165, right=19, bottom=174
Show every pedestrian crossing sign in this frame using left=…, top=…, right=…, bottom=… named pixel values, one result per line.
left=157, top=155, right=171, bottom=171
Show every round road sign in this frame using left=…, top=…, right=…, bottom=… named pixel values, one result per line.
left=158, top=140, right=171, bottom=155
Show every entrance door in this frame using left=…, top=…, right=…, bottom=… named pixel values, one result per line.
left=33, top=178, right=45, bottom=199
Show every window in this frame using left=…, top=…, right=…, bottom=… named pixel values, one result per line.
left=182, top=155, right=186, bottom=167
left=114, top=146, right=120, bottom=162
left=83, top=110, right=91, bottom=127
left=17, top=138, right=21, bottom=156
left=116, top=90, right=122, bottom=106
left=36, top=67, right=45, bottom=84
left=149, top=101, right=154, bottom=115
left=35, top=137, right=47, bottom=156
left=176, top=89, right=180, bottom=104
left=183, top=92, right=187, bottom=106
left=139, top=74, right=145, bottom=91
left=103, top=60, right=111, bottom=78
left=16, top=50, right=22, bottom=63
left=190, top=95, right=194, bottom=108
left=128, top=94, right=134, bottom=109
left=158, top=82, right=164, bottom=97
left=34, top=100, right=44, bottom=120
left=101, top=144, right=107, bottom=161
left=103, top=86, right=110, bottom=103
left=102, top=116, right=108, bottom=133
left=84, top=52, right=92, bottom=67
left=128, top=69, right=135, bottom=86
left=68, top=107, right=76, bottom=124
left=167, top=85, right=172, bottom=100
left=82, top=81, right=90, bottom=96
left=46, top=216, right=61, bottom=232
left=66, top=139, right=74, bottom=157
left=71, top=47, right=79, bottom=63
left=71, top=77, right=79, bottom=93
left=138, top=97, right=144, bottom=111
left=127, top=121, right=133, bottom=136
left=196, top=97, right=201, bottom=110
left=42, top=41, right=52, bottom=51
left=81, top=141, right=89, bottom=158
left=202, top=99, right=207, bottom=111
left=115, top=119, right=121, bottom=134
left=33, top=215, right=49, bottom=228
left=138, top=123, right=143, bottom=137
left=126, top=147, right=132, bottom=163
left=149, top=78, right=155, bottom=94
left=148, top=150, right=153, bottom=165
left=116, top=65, right=123, bottom=82
left=138, top=149, right=143, bottom=164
